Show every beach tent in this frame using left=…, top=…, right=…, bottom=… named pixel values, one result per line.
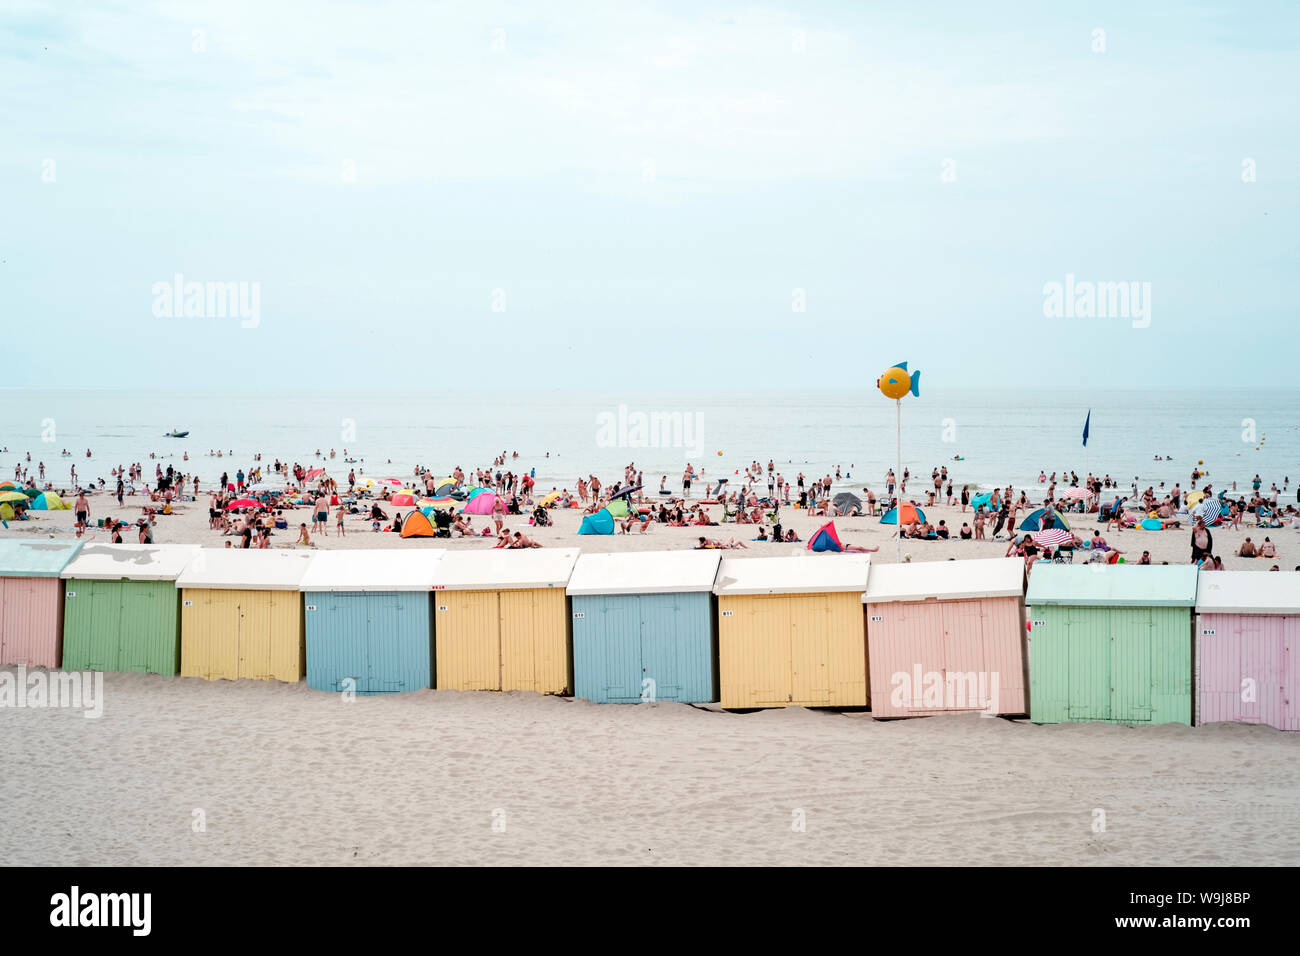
left=432, top=549, right=580, bottom=695
left=1025, top=564, right=1198, bottom=725
left=712, top=554, right=871, bottom=709
left=970, top=492, right=994, bottom=512
left=0, top=503, right=12, bottom=522
left=465, top=487, right=490, bottom=499
left=176, top=550, right=314, bottom=682
left=434, top=482, right=458, bottom=497
left=0, top=539, right=84, bottom=668
left=1195, top=571, right=1300, bottom=730
left=300, top=549, right=445, bottom=695
left=568, top=551, right=722, bottom=704
left=1020, top=507, right=1070, bottom=532
left=391, top=493, right=416, bottom=506
left=578, top=509, right=615, bottom=535
left=832, top=492, right=862, bottom=515
left=880, top=503, right=925, bottom=525
left=807, top=521, right=845, bottom=552
left=863, top=557, right=1027, bottom=717
left=462, top=493, right=497, bottom=515
left=605, top=498, right=630, bottom=518
left=28, top=491, right=67, bottom=510
left=400, top=510, right=436, bottom=538
left=60, top=544, right=200, bottom=675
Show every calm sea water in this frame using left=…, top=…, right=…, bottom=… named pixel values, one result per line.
left=2, top=389, right=1298, bottom=497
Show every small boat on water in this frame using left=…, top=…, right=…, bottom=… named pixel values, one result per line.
left=165, top=430, right=189, bottom=438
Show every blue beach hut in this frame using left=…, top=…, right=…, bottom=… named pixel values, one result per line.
left=299, top=549, right=445, bottom=694
left=567, top=550, right=722, bottom=703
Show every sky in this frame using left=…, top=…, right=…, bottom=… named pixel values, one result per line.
left=2, top=1, right=1297, bottom=390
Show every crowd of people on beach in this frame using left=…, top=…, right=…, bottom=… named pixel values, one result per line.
left=4, top=443, right=1297, bottom=570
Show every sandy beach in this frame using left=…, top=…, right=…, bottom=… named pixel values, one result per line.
left=0, top=669, right=1295, bottom=866
left=3, top=483, right=1294, bottom=571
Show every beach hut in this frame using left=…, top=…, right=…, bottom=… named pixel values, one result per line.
left=863, top=557, right=1027, bottom=718
left=1195, top=571, right=1300, bottom=730
left=1025, top=564, right=1198, bottom=725
left=60, top=544, right=200, bottom=675
left=568, top=550, right=722, bottom=704
left=299, top=549, right=445, bottom=695
left=433, top=548, right=579, bottom=695
left=175, top=549, right=314, bottom=682
left=0, top=539, right=83, bottom=668
left=713, top=554, right=870, bottom=709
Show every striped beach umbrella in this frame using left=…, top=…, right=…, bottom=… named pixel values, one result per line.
left=1030, top=528, right=1074, bottom=548
left=1193, top=497, right=1222, bottom=524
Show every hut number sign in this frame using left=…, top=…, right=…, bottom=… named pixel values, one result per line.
left=1032, top=619, right=1047, bottom=628
left=573, top=612, right=585, bottom=619
left=721, top=610, right=734, bottom=617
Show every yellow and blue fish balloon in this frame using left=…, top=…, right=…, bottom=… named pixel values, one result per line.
left=877, top=362, right=921, bottom=400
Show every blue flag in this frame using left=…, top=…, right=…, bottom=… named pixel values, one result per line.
left=1082, top=409, right=1091, bottom=447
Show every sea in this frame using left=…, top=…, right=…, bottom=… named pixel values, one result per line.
left=3, top=388, right=1298, bottom=498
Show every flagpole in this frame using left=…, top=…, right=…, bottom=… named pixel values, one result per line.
left=896, top=398, right=902, bottom=564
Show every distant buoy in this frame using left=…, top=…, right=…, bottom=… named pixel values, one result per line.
left=1198, top=459, right=1203, bottom=465
left=717, top=451, right=722, bottom=456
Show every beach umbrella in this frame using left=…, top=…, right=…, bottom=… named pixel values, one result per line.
left=376, top=478, right=403, bottom=486
left=610, top=484, right=642, bottom=500
left=1186, top=490, right=1205, bottom=507
left=540, top=491, right=561, bottom=506
left=21, top=487, right=42, bottom=498
left=391, top=493, right=416, bottom=506
left=970, top=492, right=994, bottom=512
left=1192, top=498, right=1222, bottom=524
left=0, top=491, right=28, bottom=504
left=306, top=468, right=327, bottom=480
left=0, top=481, right=16, bottom=491
left=832, top=492, right=863, bottom=515
left=28, top=491, right=65, bottom=510
left=225, top=498, right=260, bottom=510
left=1059, top=487, right=1090, bottom=501
left=880, top=503, right=925, bottom=525
left=1020, top=507, right=1070, bottom=532
left=1029, top=528, right=1073, bottom=548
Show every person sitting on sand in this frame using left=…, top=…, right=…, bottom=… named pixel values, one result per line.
left=1259, top=537, right=1277, bottom=558
left=297, top=523, right=314, bottom=546
left=453, top=515, right=474, bottom=537
left=1237, top=537, right=1258, bottom=558
left=510, top=531, right=542, bottom=549
left=959, top=522, right=972, bottom=540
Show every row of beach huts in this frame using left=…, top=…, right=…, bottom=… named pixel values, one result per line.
left=0, top=539, right=1296, bottom=729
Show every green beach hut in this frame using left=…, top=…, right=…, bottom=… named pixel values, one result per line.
left=1025, top=564, right=1198, bottom=725
left=60, top=543, right=200, bottom=675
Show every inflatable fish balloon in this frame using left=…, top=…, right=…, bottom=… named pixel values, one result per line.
left=877, top=361, right=921, bottom=400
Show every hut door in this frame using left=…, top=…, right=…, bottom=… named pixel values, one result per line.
left=325, top=595, right=370, bottom=693
left=238, top=592, right=275, bottom=681
left=599, top=596, right=641, bottom=702
left=1283, top=617, right=1299, bottom=732
left=369, top=593, right=414, bottom=693
left=85, top=580, right=123, bottom=672
left=638, top=594, right=682, bottom=701
left=789, top=595, right=832, bottom=706
left=0, top=578, right=8, bottom=661
left=1066, top=607, right=1111, bottom=720
left=940, top=601, right=987, bottom=711
left=1109, top=609, right=1154, bottom=722
left=746, top=598, right=793, bottom=707
left=498, top=590, right=537, bottom=692
left=1236, top=616, right=1268, bottom=725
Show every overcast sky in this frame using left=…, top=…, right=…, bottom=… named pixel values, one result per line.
left=3, top=1, right=1296, bottom=390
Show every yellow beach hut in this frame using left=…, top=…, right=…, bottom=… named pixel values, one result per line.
left=175, top=549, right=314, bottom=682
left=712, top=554, right=871, bottom=709
left=432, top=548, right=579, bottom=695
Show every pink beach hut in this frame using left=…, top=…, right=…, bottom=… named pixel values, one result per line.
left=1195, top=571, right=1300, bottom=730
left=862, top=557, right=1027, bottom=718
left=0, top=539, right=84, bottom=668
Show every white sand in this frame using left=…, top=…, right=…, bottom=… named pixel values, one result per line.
left=3, top=485, right=1293, bottom=570
left=2, top=669, right=1297, bottom=866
